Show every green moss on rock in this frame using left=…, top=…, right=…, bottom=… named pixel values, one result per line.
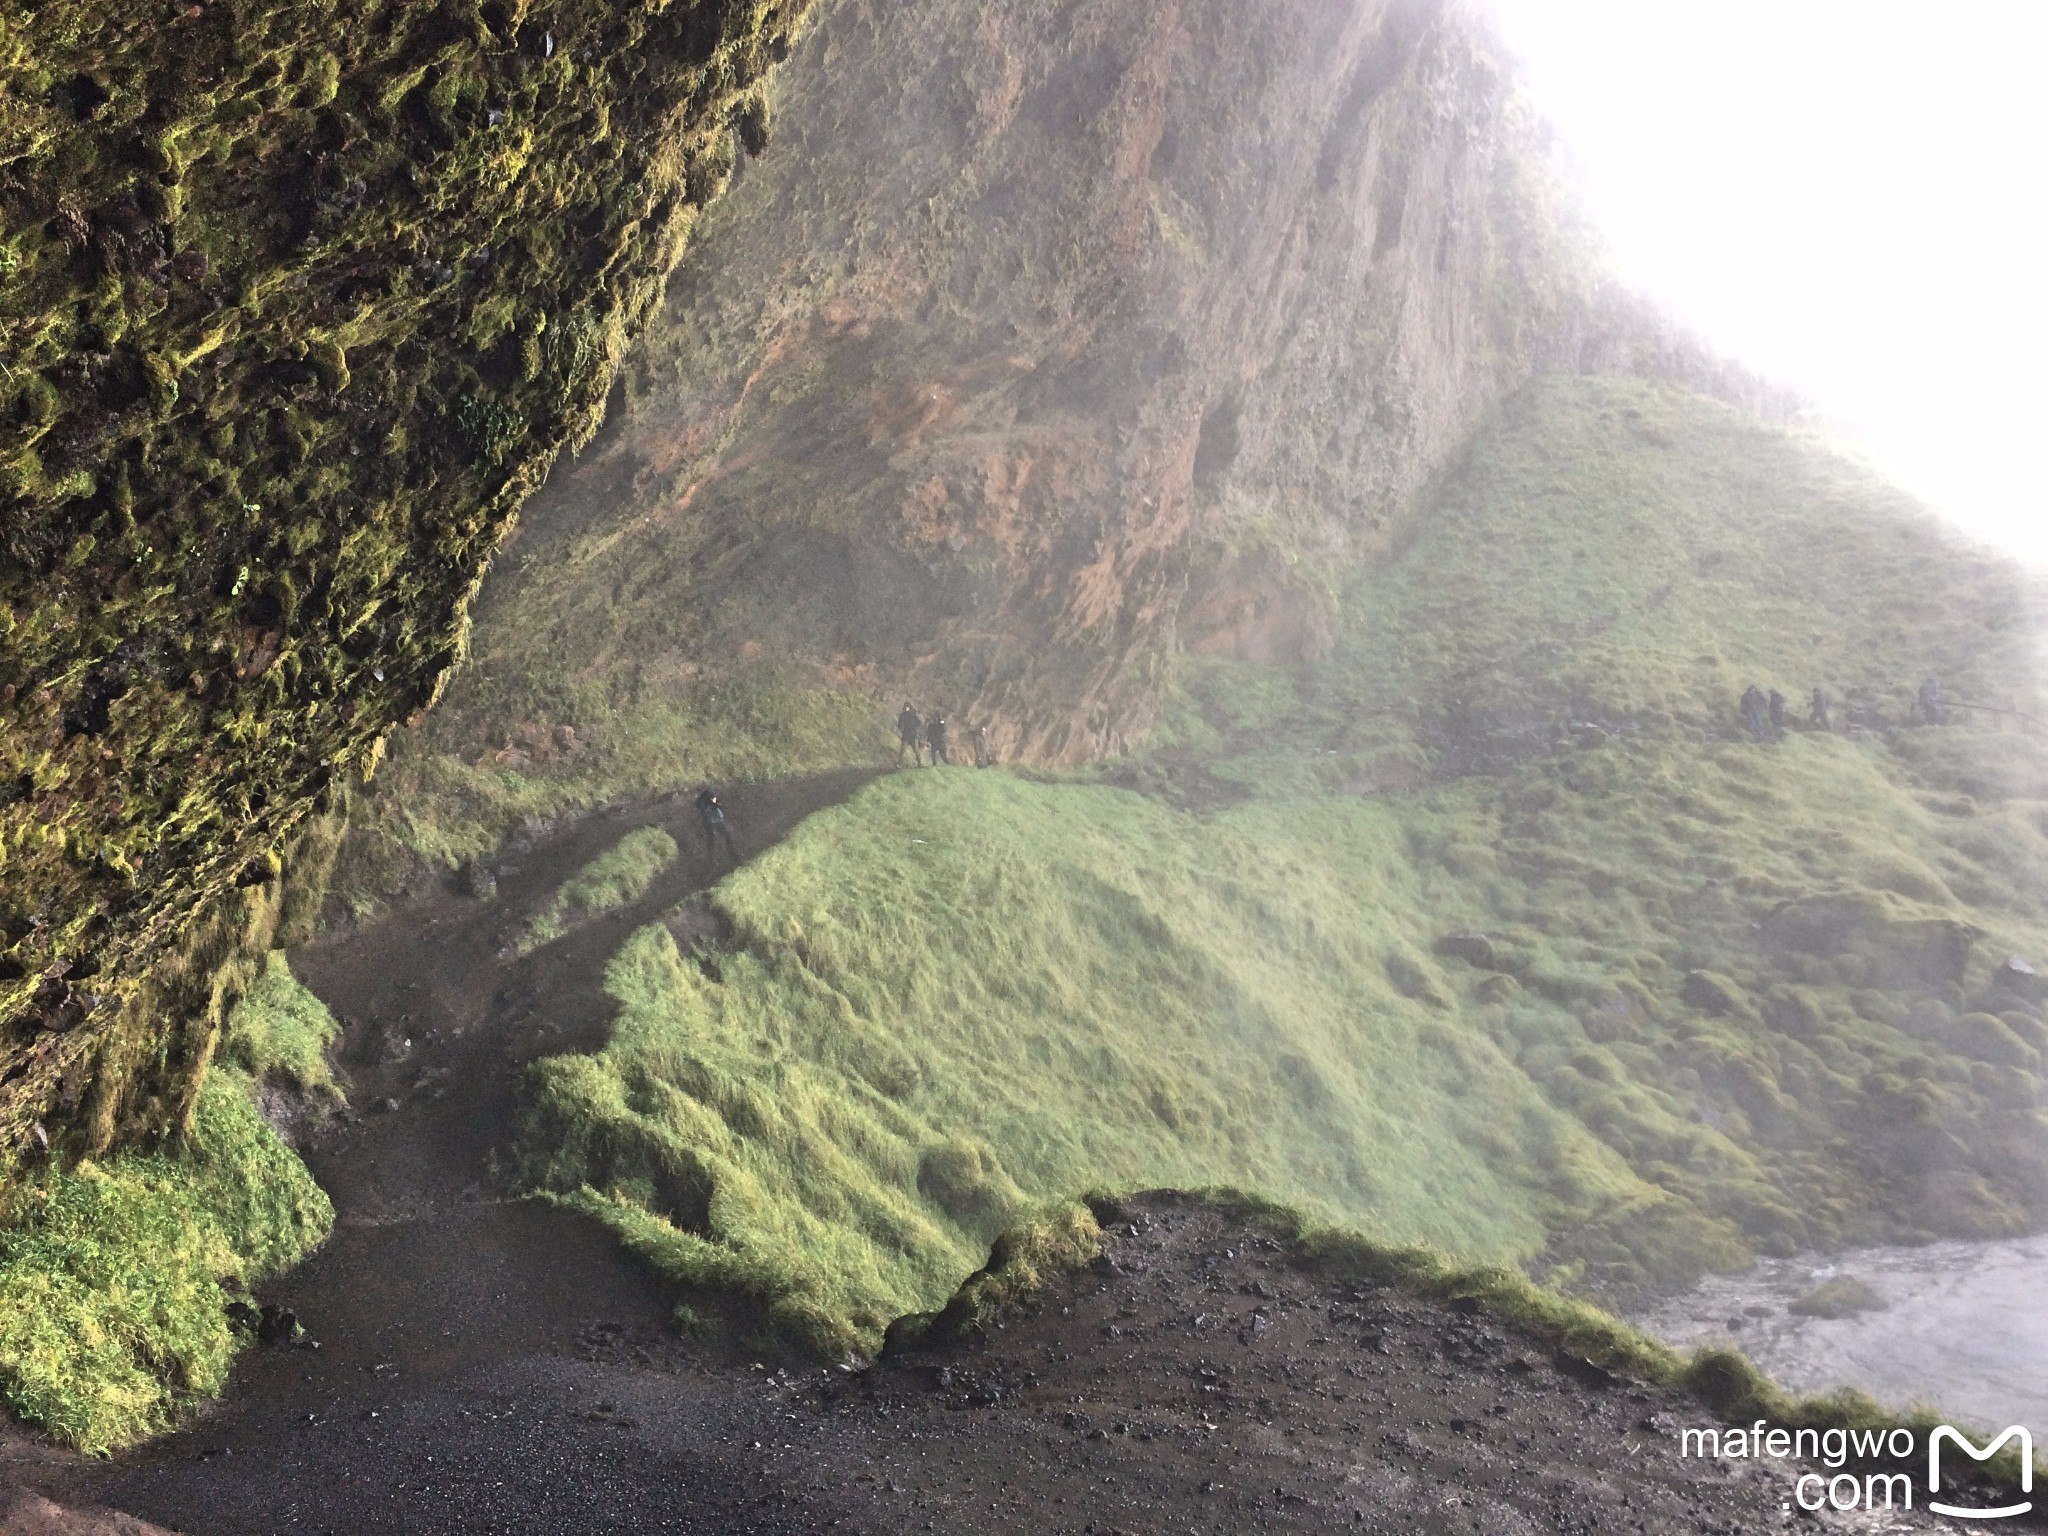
left=0, top=0, right=815, bottom=1172
left=0, top=1066, right=331, bottom=1452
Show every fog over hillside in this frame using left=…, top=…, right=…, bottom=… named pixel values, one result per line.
left=3, top=0, right=2043, bottom=1524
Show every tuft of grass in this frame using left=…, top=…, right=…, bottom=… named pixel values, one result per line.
left=220, top=950, right=343, bottom=1099
left=513, top=827, right=679, bottom=956
left=0, top=1070, right=332, bottom=1452
left=1789, top=1276, right=1888, bottom=1319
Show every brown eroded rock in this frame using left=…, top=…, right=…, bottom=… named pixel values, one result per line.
left=417, top=0, right=1791, bottom=792
left=0, top=1492, right=178, bottom=1536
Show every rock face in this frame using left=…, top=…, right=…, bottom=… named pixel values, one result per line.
left=0, top=1491, right=175, bottom=1536
left=438, top=0, right=1783, bottom=780
left=0, top=0, right=813, bottom=1170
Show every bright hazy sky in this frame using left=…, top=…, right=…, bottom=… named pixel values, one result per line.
left=1481, top=0, right=2048, bottom=565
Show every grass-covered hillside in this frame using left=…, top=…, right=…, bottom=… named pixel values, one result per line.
left=514, top=376, right=2048, bottom=1356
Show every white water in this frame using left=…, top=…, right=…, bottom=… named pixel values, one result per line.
left=1632, top=1234, right=2048, bottom=1431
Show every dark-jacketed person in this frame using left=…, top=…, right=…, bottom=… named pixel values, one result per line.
left=896, top=702, right=925, bottom=765
left=973, top=724, right=993, bottom=768
left=926, top=713, right=950, bottom=765
left=1767, top=688, right=1789, bottom=732
left=1919, top=676, right=1946, bottom=725
left=1740, top=684, right=1768, bottom=740
left=695, top=786, right=739, bottom=864
left=1809, top=688, right=1832, bottom=731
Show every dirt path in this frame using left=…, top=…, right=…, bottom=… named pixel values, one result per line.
left=5, top=771, right=883, bottom=1534
left=0, top=771, right=2022, bottom=1532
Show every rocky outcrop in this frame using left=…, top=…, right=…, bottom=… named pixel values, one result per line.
left=438, top=0, right=1785, bottom=779
left=0, top=1491, right=174, bottom=1536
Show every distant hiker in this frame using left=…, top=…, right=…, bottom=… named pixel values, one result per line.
left=695, top=786, right=739, bottom=864
left=1767, top=689, right=1789, bottom=731
left=1739, top=684, right=1768, bottom=740
left=926, top=713, right=950, bottom=765
left=1809, top=688, right=1832, bottom=731
left=1918, top=676, right=1946, bottom=725
left=973, top=724, right=993, bottom=768
left=896, top=702, right=925, bottom=765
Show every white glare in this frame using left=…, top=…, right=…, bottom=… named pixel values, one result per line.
left=1480, top=0, right=2048, bottom=564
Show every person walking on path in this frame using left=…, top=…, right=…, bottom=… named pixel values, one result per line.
left=695, top=785, right=739, bottom=865
left=1767, top=689, right=1789, bottom=732
left=926, top=713, right=950, bottom=765
left=896, top=702, right=925, bottom=765
left=1918, top=676, right=1946, bottom=725
left=973, top=724, right=993, bottom=768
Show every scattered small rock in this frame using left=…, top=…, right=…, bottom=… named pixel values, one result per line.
left=1552, top=1350, right=1618, bottom=1388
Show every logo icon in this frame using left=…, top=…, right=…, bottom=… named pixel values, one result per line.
left=1929, top=1425, right=2033, bottom=1520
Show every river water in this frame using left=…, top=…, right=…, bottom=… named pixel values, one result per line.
left=1631, top=1234, right=2048, bottom=1431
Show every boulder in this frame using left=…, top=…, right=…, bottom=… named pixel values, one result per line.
left=0, top=1492, right=176, bottom=1536
left=1432, top=931, right=1496, bottom=969
left=1990, top=955, right=2042, bottom=1005
left=1758, top=894, right=1976, bottom=990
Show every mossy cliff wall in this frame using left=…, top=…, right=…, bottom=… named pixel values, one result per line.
left=0, top=0, right=813, bottom=1172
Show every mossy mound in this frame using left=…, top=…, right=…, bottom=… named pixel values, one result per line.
left=0, top=952, right=358, bottom=1451
left=1789, top=1276, right=1888, bottom=1319
left=218, top=947, right=343, bottom=1098
left=0, top=0, right=814, bottom=1170
left=513, top=824, right=678, bottom=955
left=0, top=1077, right=330, bottom=1451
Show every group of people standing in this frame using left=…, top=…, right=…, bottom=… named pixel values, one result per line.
left=896, top=702, right=993, bottom=768
left=1739, top=684, right=1827, bottom=740
left=1738, top=677, right=1950, bottom=740
left=685, top=702, right=1001, bottom=871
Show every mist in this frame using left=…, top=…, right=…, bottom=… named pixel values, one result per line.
left=7, top=0, right=2048, bottom=1522
left=1484, top=0, right=2048, bottom=565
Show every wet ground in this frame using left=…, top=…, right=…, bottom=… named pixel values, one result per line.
left=11, top=1194, right=1977, bottom=1535
left=0, top=771, right=2030, bottom=1532
left=1632, top=1235, right=2048, bottom=1432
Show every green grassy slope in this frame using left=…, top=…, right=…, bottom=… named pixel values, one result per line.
left=516, top=375, right=2048, bottom=1355
left=0, top=954, right=336, bottom=1451
left=340, top=666, right=886, bottom=910
left=1157, top=373, right=2037, bottom=788
left=513, top=826, right=681, bottom=956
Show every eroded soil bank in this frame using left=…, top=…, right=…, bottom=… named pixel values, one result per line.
left=0, top=779, right=2018, bottom=1533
